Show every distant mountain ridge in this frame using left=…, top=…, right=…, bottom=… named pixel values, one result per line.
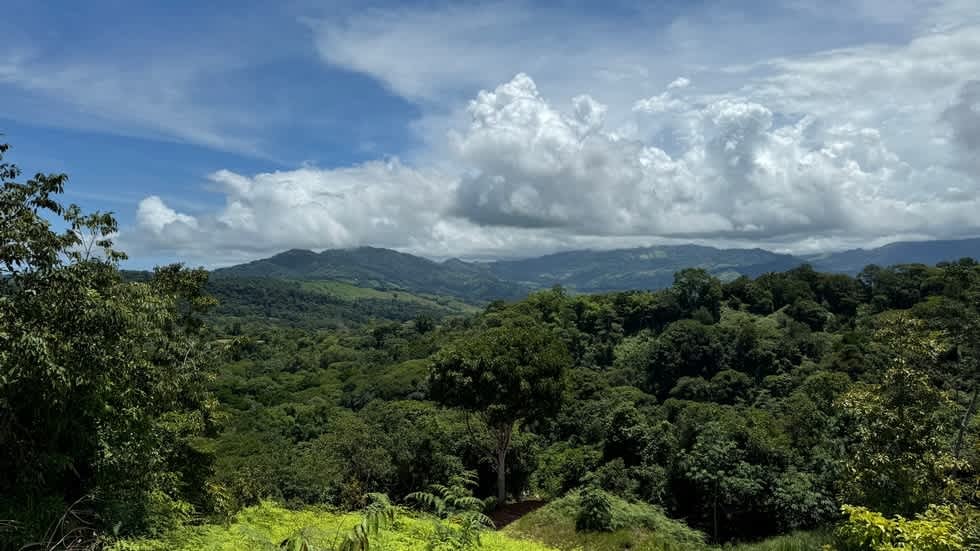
left=212, top=238, right=980, bottom=302
left=486, top=245, right=802, bottom=292
left=805, top=237, right=980, bottom=274
left=212, top=246, right=527, bottom=302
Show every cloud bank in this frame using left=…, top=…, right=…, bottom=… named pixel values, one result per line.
left=125, top=2, right=980, bottom=264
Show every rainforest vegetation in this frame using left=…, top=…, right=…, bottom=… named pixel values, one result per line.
left=2, top=141, right=979, bottom=550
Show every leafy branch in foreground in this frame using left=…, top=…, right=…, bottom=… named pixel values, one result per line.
left=1, top=139, right=217, bottom=547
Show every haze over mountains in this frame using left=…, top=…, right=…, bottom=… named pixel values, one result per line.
left=213, top=237, right=980, bottom=302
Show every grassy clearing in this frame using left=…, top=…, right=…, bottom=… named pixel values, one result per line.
left=300, top=279, right=478, bottom=313
left=503, top=493, right=709, bottom=551
left=109, top=501, right=557, bottom=551
left=108, top=500, right=835, bottom=551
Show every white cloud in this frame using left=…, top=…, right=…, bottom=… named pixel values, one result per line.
left=633, top=90, right=689, bottom=115
left=137, top=196, right=199, bottom=233
left=0, top=51, right=265, bottom=155
left=450, top=74, right=962, bottom=241
left=124, top=2, right=980, bottom=264
left=128, top=159, right=457, bottom=260
left=311, top=3, right=534, bottom=101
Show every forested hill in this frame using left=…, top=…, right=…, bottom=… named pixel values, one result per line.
left=807, top=237, right=980, bottom=274
left=212, top=238, right=980, bottom=300
left=212, top=247, right=528, bottom=302
left=485, top=245, right=801, bottom=291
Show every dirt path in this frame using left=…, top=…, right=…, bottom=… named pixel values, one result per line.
left=491, top=500, right=547, bottom=529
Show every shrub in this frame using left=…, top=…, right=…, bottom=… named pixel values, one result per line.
left=595, top=459, right=637, bottom=498
left=575, top=487, right=613, bottom=532
left=836, top=504, right=965, bottom=551
left=531, top=443, right=602, bottom=498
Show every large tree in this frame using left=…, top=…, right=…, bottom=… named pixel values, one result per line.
left=838, top=312, right=961, bottom=515
left=0, top=140, right=216, bottom=544
left=671, top=268, right=723, bottom=322
left=429, top=316, right=569, bottom=502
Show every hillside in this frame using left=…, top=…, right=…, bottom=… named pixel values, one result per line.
left=210, top=244, right=804, bottom=300
left=206, top=277, right=478, bottom=330
left=212, top=247, right=528, bottom=302
left=808, top=237, right=980, bottom=274
left=486, top=245, right=802, bottom=291
left=211, top=238, right=980, bottom=305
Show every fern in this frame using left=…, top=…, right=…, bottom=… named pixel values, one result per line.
left=336, top=494, right=396, bottom=551
left=406, top=471, right=495, bottom=550
left=277, top=494, right=396, bottom=551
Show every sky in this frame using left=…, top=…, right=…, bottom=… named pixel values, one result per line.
left=2, top=0, right=979, bottom=268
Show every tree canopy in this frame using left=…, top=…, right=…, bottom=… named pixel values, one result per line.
left=429, top=315, right=570, bottom=501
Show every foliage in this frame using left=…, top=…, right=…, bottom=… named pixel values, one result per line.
left=723, top=530, right=836, bottom=551
left=531, top=442, right=602, bottom=498
left=189, top=257, right=980, bottom=543
left=837, top=313, right=963, bottom=515
left=504, top=492, right=707, bottom=551
left=108, top=501, right=556, bottom=551
left=429, top=313, right=570, bottom=501
left=575, top=486, right=613, bottom=532
left=204, top=276, right=475, bottom=331
left=0, top=142, right=217, bottom=546
left=406, top=471, right=495, bottom=550
left=836, top=505, right=967, bottom=551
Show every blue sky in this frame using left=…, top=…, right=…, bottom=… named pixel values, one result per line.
left=2, top=0, right=979, bottom=267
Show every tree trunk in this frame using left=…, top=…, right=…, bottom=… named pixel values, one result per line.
left=496, top=446, right=507, bottom=503
left=712, top=482, right=718, bottom=543
left=494, top=422, right=514, bottom=504
left=954, top=386, right=978, bottom=461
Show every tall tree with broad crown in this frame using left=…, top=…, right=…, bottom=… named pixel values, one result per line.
left=428, top=315, right=569, bottom=503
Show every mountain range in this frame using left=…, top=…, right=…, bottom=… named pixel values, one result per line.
left=212, top=237, right=980, bottom=303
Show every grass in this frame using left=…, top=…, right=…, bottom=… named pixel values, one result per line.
left=299, top=280, right=479, bottom=313
left=503, top=492, right=709, bottom=551
left=109, top=501, right=557, bottom=551
left=504, top=494, right=834, bottom=551
left=108, top=499, right=835, bottom=551
left=722, top=530, right=834, bottom=551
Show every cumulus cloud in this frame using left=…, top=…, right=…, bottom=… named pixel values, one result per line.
left=128, top=160, right=455, bottom=261
left=448, top=73, right=972, bottom=241
left=137, top=196, right=198, bottom=233
left=126, top=3, right=980, bottom=264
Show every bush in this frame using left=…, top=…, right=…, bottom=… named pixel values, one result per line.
left=595, top=459, right=637, bottom=499
left=505, top=492, right=708, bottom=551
left=576, top=486, right=613, bottom=532
left=531, top=443, right=602, bottom=498
left=836, top=504, right=965, bottom=551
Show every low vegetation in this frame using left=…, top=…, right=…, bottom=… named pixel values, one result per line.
left=107, top=501, right=556, bottom=551
left=506, top=491, right=708, bottom=550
